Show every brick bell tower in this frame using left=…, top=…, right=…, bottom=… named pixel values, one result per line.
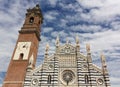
left=3, top=4, right=43, bottom=87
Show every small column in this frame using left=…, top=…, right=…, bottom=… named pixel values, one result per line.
left=101, top=53, right=108, bottom=74
left=101, top=53, right=110, bottom=87
left=55, top=36, right=59, bottom=47
left=86, top=43, right=92, bottom=86
left=76, top=35, right=80, bottom=52
left=86, top=43, right=92, bottom=63
left=66, top=38, right=69, bottom=44
left=44, top=43, right=49, bottom=61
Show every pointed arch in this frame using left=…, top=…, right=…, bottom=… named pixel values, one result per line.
left=47, top=74, right=51, bottom=84
left=85, top=74, right=89, bottom=84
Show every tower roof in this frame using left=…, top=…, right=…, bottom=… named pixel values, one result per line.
left=26, top=4, right=43, bottom=23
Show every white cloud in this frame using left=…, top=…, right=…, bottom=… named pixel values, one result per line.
left=42, top=27, right=53, bottom=33
left=51, top=31, right=58, bottom=38
left=110, top=21, right=120, bottom=30
left=59, top=19, right=68, bottom=27
left=77, top=0, right=104, bottom=8
left=70, top=24, right=103, bottom=32
left=45, top=14, right=56, bottom=20
left=48, top=0, right=58, bottom=6
left=44, top=11, right=59, bottom=21
left=0, top=29, right=17, bottom=71
left=82, top=30, right=120, bottom=52
left=77, top=0, right=120, bottom=22
left=59, top=2, right=82, bottom=12
left=51, top=30, right=68, bottom=39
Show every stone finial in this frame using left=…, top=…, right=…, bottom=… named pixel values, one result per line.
left=101, top=53, right=108, bottom=74
left=76, top=35, right=79, bottom=44
left=44, top=43, right=49, bottom=61
left=86, top=43, right=90, bottom=53
left=45, top=43, right=49, bottom=52
left=76, top=35, right=80, bottom=46
left=36, top=4, right=40, bottom=8
left=55, top=36, right=59, bottom=47
left=66, top=38, right=69, bottom=44
left=101, top=53, right=106, bottom=67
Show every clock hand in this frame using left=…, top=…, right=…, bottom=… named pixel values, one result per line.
left=23, top=44, right=28, bottom=49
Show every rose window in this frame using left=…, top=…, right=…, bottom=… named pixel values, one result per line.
left=62, top=70, right=75, bottom=85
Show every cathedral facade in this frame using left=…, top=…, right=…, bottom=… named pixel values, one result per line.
left=3, top=5, right=110, bottom=87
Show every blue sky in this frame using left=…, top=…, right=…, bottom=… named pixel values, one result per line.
left=0, top=0, right=120, bottom=86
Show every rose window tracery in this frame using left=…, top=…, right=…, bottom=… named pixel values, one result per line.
left=62, top=70, right=75, bottom=85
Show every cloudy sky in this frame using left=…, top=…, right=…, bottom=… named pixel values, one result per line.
left=0, top=0, right=120, bottom=86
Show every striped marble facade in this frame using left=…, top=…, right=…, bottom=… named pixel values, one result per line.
left=24, top=40, right=110, bottom=87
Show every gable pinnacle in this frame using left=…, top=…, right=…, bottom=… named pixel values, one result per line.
left=86, top=43, right=91, bottom=53
left=100, top=53, right=108, bottom=74
left=76, top=35, right=80, bottom=47
left=66, top=38, right=69, bottom=44
left=55, top=36, right=60, bottom=47
left=45, top=43, right=49, bottom=53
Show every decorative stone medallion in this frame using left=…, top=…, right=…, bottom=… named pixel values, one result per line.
left=97, top=78, right=104, bottom=85
left=48, top=64, right=54, bottom=70
left=83, top=64, right=88, bottom=70
left=32, top=79, right=38, bottom=85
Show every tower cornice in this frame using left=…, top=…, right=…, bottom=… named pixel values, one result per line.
left=19, top=29, right=41, bottom=41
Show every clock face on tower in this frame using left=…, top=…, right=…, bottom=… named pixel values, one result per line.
left=13, top=42, right=31, bottom=60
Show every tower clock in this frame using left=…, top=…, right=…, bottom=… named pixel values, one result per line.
left=2, top=4, right=43, bottom=87
left=13, top=42, right=31, bottom=60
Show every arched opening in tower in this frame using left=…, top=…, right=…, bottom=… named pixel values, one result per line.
left=19, top=53, right=24, bottom=60
left=29, top=17, right=34, bottom=23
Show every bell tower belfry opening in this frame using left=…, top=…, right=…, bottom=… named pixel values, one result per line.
left=2, top=4, right=43, bottom=87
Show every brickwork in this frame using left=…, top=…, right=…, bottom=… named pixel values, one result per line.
left=2, top=4, right=43, bottom=87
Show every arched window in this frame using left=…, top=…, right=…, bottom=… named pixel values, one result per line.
left=47, top=74, right=51, bottom=84
left=29, top=17, right=34, bottom=23
left=85, top=74, right=89, bottom=84
left=19, top=53, right=24, bottom=60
